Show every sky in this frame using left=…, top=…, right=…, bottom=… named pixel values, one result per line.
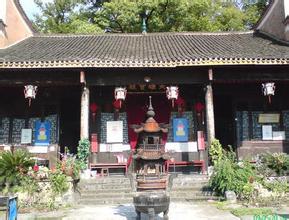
left=19, top=0, right=52, bottom=20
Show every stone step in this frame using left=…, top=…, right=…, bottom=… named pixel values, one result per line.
left=169, top=191, right=216, bottom=197
left=81, top=192, right=134, bottom=199
left=171, top=174, right=209, bottom=180
left=171, top=185, right=211, bottom=191
left=79, top=188, right=133, bottom=194
left=78, top=197, right=133, bottom=205
left=79, top=183, right=132, bottom=190
left=170, top=195, right=221, bottom=202
left=172, top=179, right=209, bottom=184
left=79, top=178, right=131, bottom=185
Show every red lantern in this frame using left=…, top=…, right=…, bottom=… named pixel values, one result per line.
left=90, top=103, right=98, bottom=122
left=113, top=99, right=122, bottom=110
left=114, top=87, right=127, bottom=108
left=166, top=86, right=179, bottom=108
left=195, top=102, right=204, bottom=113
left=24, top=85, right=37, bottom=107
left=195, top=102, right=205, bottom=126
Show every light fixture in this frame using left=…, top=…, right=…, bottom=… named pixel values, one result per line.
left=24, top=85, right=37, bottom=107
left=166, top=86, right=179, bottom=108
left=144, top=76, right=151, bottom=83
left=114, top=87, right=127, bottom=108
left=262, top=82, right=275, bottom=104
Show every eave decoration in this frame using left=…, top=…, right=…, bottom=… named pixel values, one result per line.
left=24, top=85, right=37, bottom=107
left=262, top=82, right=275, bottom=104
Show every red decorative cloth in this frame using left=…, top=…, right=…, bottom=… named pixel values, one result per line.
left=175, top=97, right=185, bottom=107
left=126, top=94, right=170, bottom=150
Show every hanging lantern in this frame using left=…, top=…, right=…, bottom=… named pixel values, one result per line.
left=166, top=86, right=179, bottom=108
left=24, top=85, right=37, bottom=107
left=262, top=82, right=275, bottom=104
left=114, top=87, right=127, bottom=108
left=195, top=102, right=205, bottom=126
left=194, top=102, right=205, bottom=113
left=90, top=103, right=98, bottom=122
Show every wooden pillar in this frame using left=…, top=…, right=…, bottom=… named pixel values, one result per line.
left=205, top=68, right=215, bottom=146
left=80, top=71, right=89, bottom=139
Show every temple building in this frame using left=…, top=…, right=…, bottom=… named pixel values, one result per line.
left=0, top=0, right=289, bottom=172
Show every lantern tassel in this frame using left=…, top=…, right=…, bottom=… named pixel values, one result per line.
left=172, top=99, right=174, bottom=108
left=92, top=113, right=96, bottom=122
left=268, top=95, right=271, bottom=104
left=29, top=98, right=31, bottom=107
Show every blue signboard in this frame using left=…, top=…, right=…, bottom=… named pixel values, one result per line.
left=34, top=121, right=51, bottom=146
left=173, top=118, right=189, bottom=142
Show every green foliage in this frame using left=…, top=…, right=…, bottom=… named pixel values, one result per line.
left=0, top=149, right=34, bottom=190
left=209, top=144, right=255, bottom=196
left=263, top=178, right=289, bottom=195
left=215, top=201, right=273, bottom=217
left=33, top=0, right=102, bottom=34
left=260, top=153, right=289, bottom=176
left=49, top=170, right=69, bottom=196
left=33, top=0, right=268, bottom=33
left=241, top=182, right=255, bottom=202
left=77, top=138, right=90, bottom=170
left=17, top=175, right=40, bottom=194
left=209, top=139, right=223, bottom=165
left=243, top=0, right=269, bottom=28
left=230, top=208, right=273, bottom=217
left=60, top=156, right=81, bottom=180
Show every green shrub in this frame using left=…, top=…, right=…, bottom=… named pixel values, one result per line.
left=209, top=139, right=223, bottom=165
left=60, top=156, right=81, bottom=180
left=77, top=138, right=90, bottom=170
left=209, top=145, right=255, bottom=196
left=260, top=153, right=289, bottom=176
left=0, top=149, right=34, bottom=191
left=263, top=178, right=289, bottom=195
left=49, top=170, right=69, bottom=196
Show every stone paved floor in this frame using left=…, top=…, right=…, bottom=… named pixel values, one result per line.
left=17, top=202, right=240, bottom=220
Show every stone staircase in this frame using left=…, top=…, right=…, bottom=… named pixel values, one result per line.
left=77, top=176, right=134, bottom=205
left=77, top=174, right=220, bottom=205
left=169, top=174, right=220, bottom=202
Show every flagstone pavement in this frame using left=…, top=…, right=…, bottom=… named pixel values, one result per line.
left=17, top=202, right=240, bottom=220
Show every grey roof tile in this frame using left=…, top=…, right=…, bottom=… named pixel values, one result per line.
left=0, top=32, right=289, bottom=67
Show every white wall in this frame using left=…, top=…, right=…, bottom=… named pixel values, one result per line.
left=0, top=0, right=7, bottom=23
left=285, top=0, right=289, bottom=19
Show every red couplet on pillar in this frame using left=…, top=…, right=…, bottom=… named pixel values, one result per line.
left=91, top=133, right=98, bottom=153
left=197, top=131, right=205, bottom=151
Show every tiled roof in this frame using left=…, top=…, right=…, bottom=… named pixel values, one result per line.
left=0, top=31, right=289, bottom=68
